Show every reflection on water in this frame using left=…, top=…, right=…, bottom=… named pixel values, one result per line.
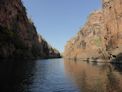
left=0, top=59, right=122, bottom=92
left=0, top=59, right=79, bottom=92
left=64, top=60, right=122, bottom=92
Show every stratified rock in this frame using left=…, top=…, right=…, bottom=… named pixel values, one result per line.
left=64, top=11, right=107, bottom=60
left=0, top=0, right=61, bottom=59
left=64, top=0, right=122, bottom=62
left=102, top=0, right=122, bottom=61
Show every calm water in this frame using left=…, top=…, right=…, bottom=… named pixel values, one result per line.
left=0, top=59, right=122, bottom=92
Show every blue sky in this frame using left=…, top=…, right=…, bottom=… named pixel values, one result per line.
left=22, top=0, right=101, bottom=52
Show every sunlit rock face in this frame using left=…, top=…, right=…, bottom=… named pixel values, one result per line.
left=64, top=11, right=107, bottom=60
left=102, top=0, right=122, bottom=60
left=0, top=0, right=60, bottom=58
left=64, top=0, right=122, bottom=62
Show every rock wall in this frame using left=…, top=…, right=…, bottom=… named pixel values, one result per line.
left=102, top=0, right=122, bottom=60
left=64, top=0, right=122, bottom=62
left=0, top=0, right=60, bottom=59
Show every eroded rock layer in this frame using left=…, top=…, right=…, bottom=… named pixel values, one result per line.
left=64, top=0, right=122, bottom=62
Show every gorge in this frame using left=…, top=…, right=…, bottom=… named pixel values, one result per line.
left=0, top=0, right=122, bottom=92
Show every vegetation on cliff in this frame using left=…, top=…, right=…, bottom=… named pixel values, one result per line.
left=0, top=0, right=61, bottom=59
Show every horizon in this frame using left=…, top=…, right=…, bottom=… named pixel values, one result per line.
left=22, top=0, right=102, bottom=52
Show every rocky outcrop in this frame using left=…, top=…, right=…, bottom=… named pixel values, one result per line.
left=64, top=0, right=122, bottom=62
left=0, top=0, right=61, bottom=59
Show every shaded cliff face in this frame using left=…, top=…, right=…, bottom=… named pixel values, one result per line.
left=64, top=0, right=122, bottom=61
left=38, top=35, right=61, bottom=58
left=0, top=0, right=60, bottom=58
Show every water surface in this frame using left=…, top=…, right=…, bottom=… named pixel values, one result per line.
left=0, top=59, right=122, bottom=92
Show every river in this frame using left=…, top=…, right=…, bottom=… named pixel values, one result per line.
left=0, top=58, right=122, bottom=92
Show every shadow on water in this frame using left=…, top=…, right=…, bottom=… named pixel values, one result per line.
left=0, top=59, right=36, bottom=92
left=1, top=58, right=122, bottom=92
left=111, top=53, right=122, bottom=63
left=0, top=58, right=80, bottom=92
left=64, top=59, right=122, bottom=92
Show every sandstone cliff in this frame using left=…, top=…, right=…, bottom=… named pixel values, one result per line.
left=64, top=0, right=122, bottom=62
left=0, top=0, right=60, bottom=59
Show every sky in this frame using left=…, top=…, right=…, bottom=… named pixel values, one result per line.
left=22, top=0, right=102, bottom=52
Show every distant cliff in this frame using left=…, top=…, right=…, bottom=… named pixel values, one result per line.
left=64, top=0, right=122, bottom=62
left=0, top=0, right=60, bottom=59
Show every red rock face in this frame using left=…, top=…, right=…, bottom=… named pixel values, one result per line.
left=64, top=11, right=107, bottom=60
left=103, top=0, right=122, bottom=56
left=64, top=0, right=122, bottom=62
